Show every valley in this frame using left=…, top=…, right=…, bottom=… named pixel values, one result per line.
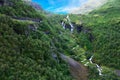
left=0, top=0, right=120, bottom=80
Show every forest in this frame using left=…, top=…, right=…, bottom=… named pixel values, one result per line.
left=0, top=0, right=120, bottom=80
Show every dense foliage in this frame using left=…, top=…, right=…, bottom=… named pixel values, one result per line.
left=70, top=0, right=120, bottom=69
left=0, top=0, right=120, bottom=80
left=0, top=0, right=74, bottom=80
left=69, top=0, right=120, bottom=79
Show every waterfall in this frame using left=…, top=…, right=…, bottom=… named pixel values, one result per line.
left=89, top=55, right=93, bottom=64
left=89, top=55, right=102, bottom=76
left=66, top=15, right=74, bottom=32
left=96, top=64, right=102, bottom=75
left=61, top=21, right=66, bottom=29
left=81, top=55, right=103, bottom=75
left=61, top=15, right=74, bottom=32
left=60, top=15, right=103, bottom=76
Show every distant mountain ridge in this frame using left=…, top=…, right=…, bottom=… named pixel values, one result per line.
left=69, top=0, right=108, bottom=14
left=22, top=0, right=42, bottom=10
left=28, top=2, right=42, bottom=10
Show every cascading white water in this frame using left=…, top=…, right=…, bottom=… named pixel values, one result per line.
left=89, top=55, right=93, bottom=64
left=66, top=15, right=74, bottom=32
left=81, top=55, right=102, bottom=76
left=61, top=15, right=103, bottom=76
left=96, top=64, right=102, bottom=75
left=61, top=15, right=74, bottom=32
left=61, top=21, right=66, bottom=29
left=61, top=15, right=75, bottom=33
left=89, top=55, right=102, bottom=76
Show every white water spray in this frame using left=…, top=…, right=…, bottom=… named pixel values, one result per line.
left=61, top=21, right=66, bottom=29
left=96, top=64, right=102, bottom=75
left=89, top=55, right=93, bottom=64
left=61, top=15, right=74, bottom=32
left=66, top=15, right=74, bottom=32
left=89, top=55, right=102, bottom=76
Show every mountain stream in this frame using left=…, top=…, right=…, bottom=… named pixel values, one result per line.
left=61, top=15, right=74, bottom=32
left=61, top=15, right=103, bottom=76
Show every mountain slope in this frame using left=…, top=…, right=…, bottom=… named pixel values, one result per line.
left=63, top=0, right=120, bottom=79
left=0, top=0, right=120, bottom=80
left=67, top=0, right=120, bottom=79
left=0, top=0, right=74, bottom=80
left=78, top=0, right=120, bottom=69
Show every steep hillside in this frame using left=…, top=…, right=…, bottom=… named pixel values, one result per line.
left=0, top=0, right=120, bottom=80
left=0, top=0, right=74, bottom=80
left=73, top=0, right=120, bottom=69
left=68, top=0, right=120, bottom=79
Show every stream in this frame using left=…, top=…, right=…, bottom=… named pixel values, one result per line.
left=82, top=55, right=102, bottom=76
left=89, top=55, right=102, bottom=75
left=59, top=53, right=102, bottom=79
left=61, top=15, right=103, bottom=76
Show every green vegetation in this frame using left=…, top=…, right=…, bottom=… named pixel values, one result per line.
left=0, top=1, right=74, bottom=80
left=0, top=0, right=45, bottom=18
left=0, top=0, right=120, bottom=80
left=69, top=0, right=120, bottom=79
left=71, top=0, right=120, bottom=69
